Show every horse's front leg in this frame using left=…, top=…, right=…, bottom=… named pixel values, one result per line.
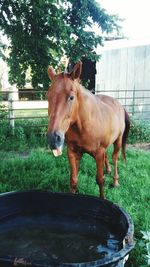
left=67, top=147, right=83, bottom=193
left=95, top=147, right=105, bottom=198
left=105, top=152, right=111, bottom=174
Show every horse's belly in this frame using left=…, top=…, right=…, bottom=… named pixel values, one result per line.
left=66, top=131, right=106, bottom=154
left=66, top=115, right=125, bottom=153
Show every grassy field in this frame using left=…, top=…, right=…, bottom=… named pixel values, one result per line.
left=0, top=145, right=150, bottom=266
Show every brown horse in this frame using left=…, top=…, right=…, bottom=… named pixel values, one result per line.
left=47, top=62, right=130, bottom=198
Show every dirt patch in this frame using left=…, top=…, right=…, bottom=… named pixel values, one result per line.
left=128, top=143, right=150, bottom=151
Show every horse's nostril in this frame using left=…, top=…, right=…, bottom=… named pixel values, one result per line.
left=47, top=131, right=64, bottom=149
left=56, top=134, right=61, bottom=143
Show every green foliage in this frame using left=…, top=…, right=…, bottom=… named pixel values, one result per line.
left=0, top=95, right=8, bottom=119
left=1, top=117, right=150, bottom=152
left=0, top=115, right=149, bottom=158
left=0, top=118, right=47, bottom=151
left=128, top=119, right=150, bottom=144
left=0, top=103, right=7, bottom=119
left=0, top=38, right=7, bottom=61
left=140, top=231, right=150, bottom=265
left=0, top=100, right=9, bottom=145
left=0, top=0, right=121, bottom=88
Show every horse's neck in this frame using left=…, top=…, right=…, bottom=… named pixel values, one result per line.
left=75, top=85, right=96, bottom=130
left=78, top=85, right=96, bottom=110
left=79, top=85, right=93, bottom=98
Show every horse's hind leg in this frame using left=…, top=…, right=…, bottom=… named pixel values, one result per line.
left=95, top=147, right=105, bottom=198
left=67, top=147, right=83, bottom=193
left=105, top=152, right=111, bottom=174
left=112, top=136, right=122, bottom=187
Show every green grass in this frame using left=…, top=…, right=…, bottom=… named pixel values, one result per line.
left=0, top=146, right=150, bottom=266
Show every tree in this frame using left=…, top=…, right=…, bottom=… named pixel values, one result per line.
left=0, top=0, right=121, bottom=89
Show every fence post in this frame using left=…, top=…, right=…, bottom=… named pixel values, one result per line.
left=8, top=98, right=15, bottom=130
left=132, top=86, right=135, bottom=117
left=8, top=85, right=17, bottom=130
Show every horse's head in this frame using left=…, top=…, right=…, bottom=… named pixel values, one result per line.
left=47, top=61, right=82, bottom=156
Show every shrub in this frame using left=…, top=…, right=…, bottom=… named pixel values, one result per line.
left=0, top=118, right=47, bottom=151
left=0, top=101, right=10, bottom=147
left=0, top=98, right=8, bottom=120
left=128, top=119, right=150, bottom=144
left=140, top=231, right=150, bottom=265
left=0, top=115, right=150, bottom=151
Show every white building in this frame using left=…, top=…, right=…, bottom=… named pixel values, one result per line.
left=95, top=38, right=150, bottom=119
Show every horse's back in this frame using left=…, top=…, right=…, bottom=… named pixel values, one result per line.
left=96, top=94, right=122, bottom=109
left=96, top=94, right=124, bottom=119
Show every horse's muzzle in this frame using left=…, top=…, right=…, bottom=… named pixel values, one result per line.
left=47, top=131, right=64, bottom=150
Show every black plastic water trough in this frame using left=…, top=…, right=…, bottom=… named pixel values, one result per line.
left=0, top=190, right=134, bottom=267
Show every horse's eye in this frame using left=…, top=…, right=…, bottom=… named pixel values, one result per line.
left=68, top=95, right=74, bottom=101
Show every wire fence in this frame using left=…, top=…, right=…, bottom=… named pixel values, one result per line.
left=0, top=88, right=150, bottom=129
left=96, top=88, right=150, bottom=121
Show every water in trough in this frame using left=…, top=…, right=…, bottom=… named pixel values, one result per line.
left=0, top=213, right=120, bottom=265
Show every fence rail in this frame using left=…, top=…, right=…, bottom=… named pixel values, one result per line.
left=96, top=88, right=150, bottom=121
left=0, top=88, right=150, bottom=129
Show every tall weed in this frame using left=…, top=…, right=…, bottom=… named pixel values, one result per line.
left=0, top=119, right=47, bottom=151
left=128, top=119, right=150, bottom=144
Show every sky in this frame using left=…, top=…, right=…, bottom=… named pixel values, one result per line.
left=97, top=0, right=150, bottom=40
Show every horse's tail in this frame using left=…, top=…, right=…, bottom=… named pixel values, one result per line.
left=122, top=109, right=130, bottom=161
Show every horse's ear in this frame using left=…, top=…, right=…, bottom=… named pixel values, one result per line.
left=70, top=61, right=82, bottom=80
left=47, top=66, right=56, bottom=80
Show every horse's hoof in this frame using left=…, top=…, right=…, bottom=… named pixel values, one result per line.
left=99, top=194, right=105, bottom=199
left=71, top=188, right=77, bottom=194
left=106, top=169, right=111, bottom=174
left=113, top=181, right=120, bottom=187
